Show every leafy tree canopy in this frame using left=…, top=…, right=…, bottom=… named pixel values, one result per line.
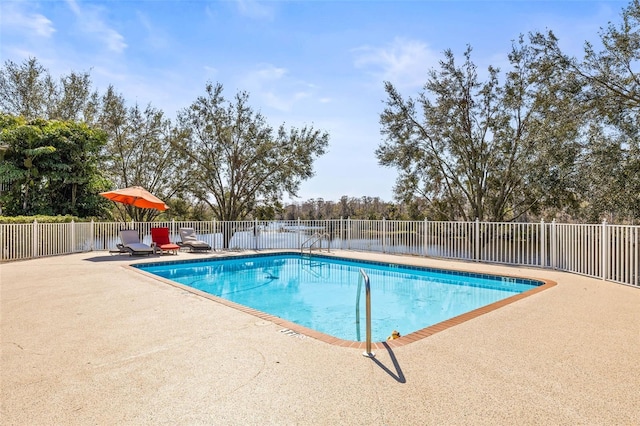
left=0, top=57, right=98, bottom=122
left=175, top=82, right=329, bottom=244
left=96, top=86, right=192, bottom=222
left=532, top=0, right=640, bottom=222
left=377, top=40, right=582, bottom=222
left=0, top=114, right=111, bottom=216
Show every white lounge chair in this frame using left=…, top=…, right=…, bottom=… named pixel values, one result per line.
left=178, top=228, right=212, bottom=252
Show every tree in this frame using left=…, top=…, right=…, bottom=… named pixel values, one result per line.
left=48, top=70, right=99, bottom=123
left=0, top=57, right=98, bottom=122
left=283, top=195, right=405, bottom=220
left=0, top=58, right=48, bottom=120
left=0, top=59, right=194, bottom=221
left=42, top=119, right=111, bottom=216
left=97, top=86, right=192, bottom=222
left=0, top=114, right=110, bottom=216
left=377, top=42, right=582, bottom=222
left=176, top=82, right=329, bottom=246
left=532, top=0, right=640, bottom=221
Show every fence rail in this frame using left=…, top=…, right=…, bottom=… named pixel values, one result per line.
left=1, top=219, right=637, bottom=288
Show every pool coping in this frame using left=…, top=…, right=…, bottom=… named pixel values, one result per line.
left=125, top=250, right=557, bottom=350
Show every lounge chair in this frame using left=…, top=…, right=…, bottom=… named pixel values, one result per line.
left=178, top=227, right=212, bottom=252
left=150, top=227, right=180, bottom=255
left=117, top=229, right=154, bottom=256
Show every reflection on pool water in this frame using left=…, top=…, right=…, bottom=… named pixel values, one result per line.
left=135, top=253, right=542, bottom=342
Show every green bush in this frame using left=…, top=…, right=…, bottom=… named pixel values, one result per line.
left=0, top=215, right=92, bottom=224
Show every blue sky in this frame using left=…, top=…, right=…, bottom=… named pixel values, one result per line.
left=0, top=0, right=629, bottom=203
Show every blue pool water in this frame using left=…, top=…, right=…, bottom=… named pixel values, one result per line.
left=135, top=253, right=542, bottom=342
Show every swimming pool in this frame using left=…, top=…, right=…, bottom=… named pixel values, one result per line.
left=134, top=252, right=547, bottom=343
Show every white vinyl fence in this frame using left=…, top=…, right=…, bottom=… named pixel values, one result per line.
left=0, top=219, right=638, bottom=288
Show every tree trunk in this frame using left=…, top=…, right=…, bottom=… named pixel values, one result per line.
left=220, top=221, right=235, bottom=249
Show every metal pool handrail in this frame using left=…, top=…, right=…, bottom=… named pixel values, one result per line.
left=356, top=268, right=375, bottom=358
left=300, top=232, right=330, bottom=254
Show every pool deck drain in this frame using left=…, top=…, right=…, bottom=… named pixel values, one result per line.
left=279, top=329, right=307, bottom=339
left=2, top=250, right=639, bottom=425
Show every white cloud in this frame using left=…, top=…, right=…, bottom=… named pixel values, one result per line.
left=136, top=11, right=170, bottom=50
left=65, top=0, right=127, bottom=53
left=102, top=29, right=127, bottom=53
left=353, top=37, right=440, bottom=89
left=262, top=90, right=311, bottom=112
left=0, top=3, right=55, bottom=38
left=65, top=0, right=81, bottom=15
left=254, top=65, right=287, bottom=80
left=235, top=0, right=274, bottom=20
left=204, top=65, right=218, bottom=77
left=204, top=4, right=218, bottom=21
left=241, top=63, right=315, bottom=112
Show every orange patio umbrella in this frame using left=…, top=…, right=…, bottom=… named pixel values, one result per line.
left=99, top=186, right=169, bottom=211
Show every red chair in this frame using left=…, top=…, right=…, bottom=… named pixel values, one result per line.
left=150, top=227, right=180, bottom=255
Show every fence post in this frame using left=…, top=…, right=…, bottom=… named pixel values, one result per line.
left=551, top=219, right=557, bottom=270
left=635, top=227, right=639, bottom=287
left=423, top=218, right=428, bottom=257
left=601, top=220, right=608, bottom=281
left=540, top=219, right=545, bottom=268
left=90, top=219, right=95, bottom=251
left=297, top=217, right=301, bottom=248
left=254, top=218, right=259, bottom=250
left=71, top=220, right=76, bottom=253
left=382, top=217, right=386, bottom=254
left=213, top=220, right=217, bottom=251
left=474, top=218, right=480, bottom=262
left=32, top=220, right=38, bottom=258
left=347, top=217, right=351, bottom=250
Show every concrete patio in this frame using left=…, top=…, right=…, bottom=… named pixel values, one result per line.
left=2, top=250, right=639, bottom=425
